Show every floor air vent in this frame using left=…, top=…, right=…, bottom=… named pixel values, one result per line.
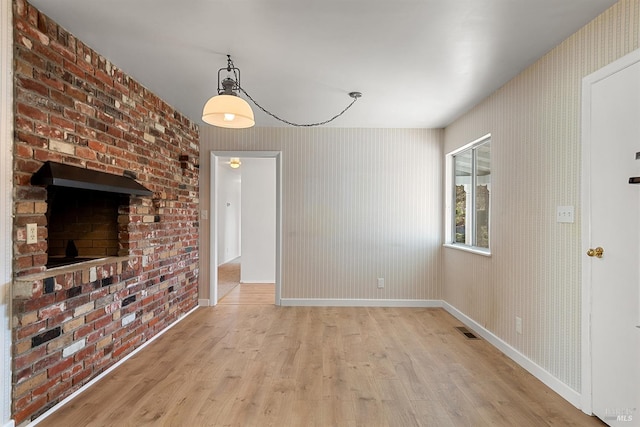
left=455, top=326, right=480, bottom=340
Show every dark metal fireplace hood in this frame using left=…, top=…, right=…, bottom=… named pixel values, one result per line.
left=31, top=161, right=153, bottom=196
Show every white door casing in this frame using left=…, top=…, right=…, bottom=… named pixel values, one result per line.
left=581, top=49, right=640, bottom=425
left=210, top=151, right=283, bottom=306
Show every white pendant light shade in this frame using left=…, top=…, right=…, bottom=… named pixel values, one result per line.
left=202, top=94, right=255, bottom=129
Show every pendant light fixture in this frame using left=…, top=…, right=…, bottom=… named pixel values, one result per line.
left=202, top=56, right=255, bottom=128
left=202, top=55, right=362, bottom=128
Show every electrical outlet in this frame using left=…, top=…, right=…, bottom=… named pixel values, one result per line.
left=377, top=278, right=384, bottom=289
left=556, top=206, right=574, bottom=223
left=515, top=316, right=523, bottom=335
left=26, top=223, right=37, bottom=244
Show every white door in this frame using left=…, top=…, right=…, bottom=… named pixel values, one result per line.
left=583, top=52, right=640, bottom=426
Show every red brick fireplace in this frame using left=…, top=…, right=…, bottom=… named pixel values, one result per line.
left=11, top=0, right=200, bottom=423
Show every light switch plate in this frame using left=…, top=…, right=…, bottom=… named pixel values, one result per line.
left=557, top=206, right=574, bottom=223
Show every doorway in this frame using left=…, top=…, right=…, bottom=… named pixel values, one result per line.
left=210, top=151, right=282, bottom=306
left=581, top=49, right=640, bottom=424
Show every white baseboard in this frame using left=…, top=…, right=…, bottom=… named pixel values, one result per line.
left=198, top=298, right=210, bottom=307
left=442, top=302, right=582, bottom=409
left=280, top=298, right=444, bottom=308
left=27, top=305, right=200, bottom=426
left=4, top=420, right=15, bottom=427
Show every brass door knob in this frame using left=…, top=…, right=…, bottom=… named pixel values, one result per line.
left=587, top=247, right=604, bottom=258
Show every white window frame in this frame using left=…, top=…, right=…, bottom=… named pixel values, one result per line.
left=444, top=134, right=491, bottom=256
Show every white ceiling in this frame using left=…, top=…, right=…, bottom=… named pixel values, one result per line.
left=30, top=0, right=617, bottom=128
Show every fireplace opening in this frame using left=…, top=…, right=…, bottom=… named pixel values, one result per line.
left=31, top=161, right=153, bottom=269
left=46, top=187, right=126, bottom=268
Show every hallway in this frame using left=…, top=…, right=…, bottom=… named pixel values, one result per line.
left=217, top=257, right=275, bottom=305
left=217, top=257, right=241, bottom=299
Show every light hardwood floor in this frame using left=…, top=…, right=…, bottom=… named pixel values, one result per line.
left=219, top=284, right=275, bottom=305
left=217, top=258, right=275, bottom=305
left=217, top=258, right=242, bottom=300
left=36, top=306, right=604, bottom=426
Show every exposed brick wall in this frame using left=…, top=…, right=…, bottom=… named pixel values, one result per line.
left=11, top=0, right=200, bottom=424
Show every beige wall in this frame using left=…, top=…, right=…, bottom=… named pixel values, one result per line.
left=443, top=0, right=639, bottom=392
left=200, top=127, right=444, bottom=302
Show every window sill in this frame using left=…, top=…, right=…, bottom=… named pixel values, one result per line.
left=443, top=243, right=491, bottom=257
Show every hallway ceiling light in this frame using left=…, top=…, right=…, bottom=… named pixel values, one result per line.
left=229, top=158, right=241, bottom=169
left=202, top=55, right=362, bottom=128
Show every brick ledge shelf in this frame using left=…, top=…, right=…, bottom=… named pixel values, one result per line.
left=13, top=256, right=131, bottom=299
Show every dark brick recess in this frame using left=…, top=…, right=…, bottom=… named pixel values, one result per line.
left=11, top=0, right=200, bottom=424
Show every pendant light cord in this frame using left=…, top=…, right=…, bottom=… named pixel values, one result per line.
left=238, top=87, right=359, bottom=127
left=227, top=56, right=361, bottom=127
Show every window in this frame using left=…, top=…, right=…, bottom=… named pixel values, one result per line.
left=447, top=135, right=491, bottom=252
